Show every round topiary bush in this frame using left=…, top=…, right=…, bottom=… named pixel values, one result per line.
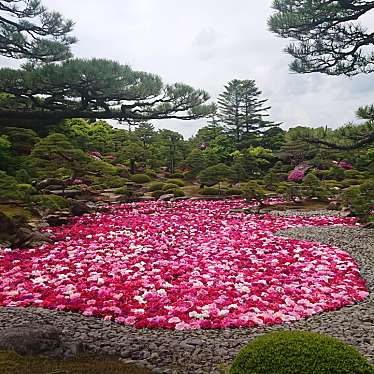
left=162, top=183, right=179, bottom=191
left=148, top=182, right=165, bottom=192
left=199, top=187, right=221, bottom=195
left=166, top=178, right=185, bottom=187
left=114, top=187, right=132, bottom=196
left=130, top=174, right=151, bottom=184
left=169, top=172, right=185, bottom=179
left=31, top=195, right=70, bottom=212
left=230, top=330, right=374, bottom=374
left=225, top=188, right=243, bottom=196
left=172, top=188, right=185, bottom=197
left=151, top=190, right=165, bottom=199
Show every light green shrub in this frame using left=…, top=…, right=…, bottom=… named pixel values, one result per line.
left=165, top=179, right=185, bottom=187
left=130, top=174, right=151, bottom=184
left=148, top=182, right=165, bottom=191
left=230, top=330, right=374, bottom=374
left=199, top=187, right=221, bottom=195
left=162, top=183, right=179, bottom=191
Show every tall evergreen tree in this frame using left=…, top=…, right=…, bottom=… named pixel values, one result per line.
left=217, top=79, right=279, bottom=146
left=0, top=0, right=76, bottom=62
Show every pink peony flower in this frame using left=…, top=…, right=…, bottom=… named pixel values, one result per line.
left=0, top=200, right=367, bottom=330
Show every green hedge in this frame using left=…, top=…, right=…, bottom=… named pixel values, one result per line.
left=151, top=190, right=165, bottom=199
left=230, top=330, right=374, bottom=374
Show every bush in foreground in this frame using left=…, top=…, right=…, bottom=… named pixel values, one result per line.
left=230, top=330, right=374, bottom=374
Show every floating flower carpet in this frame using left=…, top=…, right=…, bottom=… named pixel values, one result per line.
left=0, top=200, right=369, bottom=330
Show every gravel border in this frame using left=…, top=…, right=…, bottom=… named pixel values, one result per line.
left=0, top=211, right=373, bottom=374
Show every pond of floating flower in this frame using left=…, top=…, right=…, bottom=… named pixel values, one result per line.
left=0, top=200, right=368, bottom=330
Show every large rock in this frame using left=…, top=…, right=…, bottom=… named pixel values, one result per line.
left=43, top=184, right=66, bottom=191
left=158, top=194, right=175, bottom=201
left=45, top=212, right=70, bottom=227
left=170, top=196, right=190, bottom=202
left=69, top=199, right=92, bottom=216
left=0, top=324, right=83, bottom=359
left=46, top=190, right=80, bottom=198
left=36, top=178, right=66, bottom=189
left=0, top=212, right=51, bottom=249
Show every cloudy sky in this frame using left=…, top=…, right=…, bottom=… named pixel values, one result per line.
left=4, top=0, right=374, bottom=138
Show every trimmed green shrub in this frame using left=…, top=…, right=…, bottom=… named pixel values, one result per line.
left=229, top=330, right=374, bottom=374
left=114, top=187, right=133, bottom=196
left=151, top=190, right=165, bottom=199
left=327, top=166, right=345, bottom=181
left=130, top=174, right=151, bottom=184
left=90, top=184, right=106, bottom=191
left=0, top=171, right=24, bottom=201
left=173, top=188, right=185, bottom=197
left=225, top=188, right=243, bottom=196
left=15, top=168, right=32, bottom=183
left=31, top=195, right=70, bottom=212
left=169, top=173, right=185, bottom=179
left=341, top=179, right=374, bottom=222
left=277, top=181, right=303, bottom=202
left=199, top=187, right=220, bottom=195
left=275, top=172, right=289, bottom=182
left=166, top=179, right=185, bottom=187
left=322, top=180, right=343, bottom=190
left=101, top=176, right=128, bottom=188
left=301, top=173, right=329, bottom=200
left=148, top=182, right=165, bottom=192
left=16, top=184, right=36, bottom=202
left=162, top=183, right=179, bottom=191
left=344, top=169, right=363, bottom=179
left=163, top=189, right=177, bottom=195
left=144, top=169, right=157, bottom=178
left=241, top=181, right=267, bottom=205
left=68, top=184, right=83, bottom=191
left=341, top=178, right=362, bottom=188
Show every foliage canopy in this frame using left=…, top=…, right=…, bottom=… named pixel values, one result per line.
left=269, top=0, right=374, bottom=76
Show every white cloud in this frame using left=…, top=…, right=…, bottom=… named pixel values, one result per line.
left=2, top=0, right=374, bottom=138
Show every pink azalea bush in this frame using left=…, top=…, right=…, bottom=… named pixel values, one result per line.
left=88, top=151, right=102, bottom=160
left=288, top=162, right=311, bottom=182
left=0, top=200, right=368, bottom=330
left=287, top=169, right=305, bottom=182
left=338, top=160, right=353, bottom=170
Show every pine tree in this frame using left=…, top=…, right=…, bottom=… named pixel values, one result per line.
left=217, top=79, right=279, bottom=146
left=0, top=58, right=214, bottom=129
left=268, top=0, right=374, bottom=76
left=0, top=0, right=76, bottom=62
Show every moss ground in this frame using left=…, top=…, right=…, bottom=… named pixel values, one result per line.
left=0, top=204, right=34, bottom=220
left=0, top=351, right=152, bottom=374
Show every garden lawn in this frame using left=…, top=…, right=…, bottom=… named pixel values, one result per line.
left=0, top=200, right=369, bottom=330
